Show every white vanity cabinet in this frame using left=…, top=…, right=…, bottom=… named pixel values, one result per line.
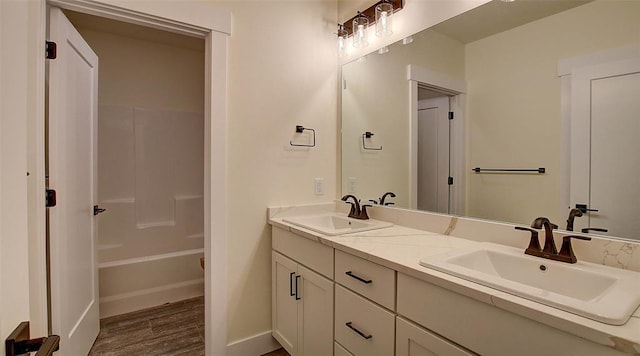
left=272, top=228, right=334, bottom=356
left=396, top=316, right=475, bottom=356
left=333, top=250, right=397, bottom=355
left=397, top=273, right=626, bottom=356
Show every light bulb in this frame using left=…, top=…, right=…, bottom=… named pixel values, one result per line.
left=375, top=2, right=393, bottom=37
left=352, top=13, right=369, bottom=48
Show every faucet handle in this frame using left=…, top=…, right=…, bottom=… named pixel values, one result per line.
left=515, top=226, right=541, bottom=253
left=558, top=235, right=592, bottom=263
left=357, top=204, right=372, bottom=220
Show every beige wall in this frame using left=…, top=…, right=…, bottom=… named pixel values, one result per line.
left=73, top=24, right=206, bottom=317
left=465, top=0, right=640, bottom=225
left=212, top=0, right=338, bottom=343
left=342, top=29, right=465, bottom=206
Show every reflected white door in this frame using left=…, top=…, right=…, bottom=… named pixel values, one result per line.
left=570, top=58, right=640, bottom=239
left=48, top=7, right=100, bottom=355
left=417, top=97, right=450, bottom=213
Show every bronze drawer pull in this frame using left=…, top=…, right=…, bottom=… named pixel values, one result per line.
left=345, top=271, right=372, bottom=284
left=345, top=321, right=372, bottom=340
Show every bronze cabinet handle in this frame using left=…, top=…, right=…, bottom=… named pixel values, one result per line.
left=345, top=271, right=372, bottom=284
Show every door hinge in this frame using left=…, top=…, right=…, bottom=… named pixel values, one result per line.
left=45, top=41, right=57, bottom=59
left=448, top=177, right=454, bottom=185
left=45, top=189, right=56, bottom=207
left=448, top=112, right=454, bottom=120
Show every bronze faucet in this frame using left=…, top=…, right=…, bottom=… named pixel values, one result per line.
left=515, top=217, right=591, bottom=264
left=531, top=217, right=559, bottom=255
left=341, top=195, right=370, bottom=220
left=379, top=192, right=396, bottom=206
left=566, top=208, right=583, bottom=231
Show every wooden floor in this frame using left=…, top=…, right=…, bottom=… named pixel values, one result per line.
left=88, top=297, right=205, bottom=356
left=88, top=296, right=290, bottom=356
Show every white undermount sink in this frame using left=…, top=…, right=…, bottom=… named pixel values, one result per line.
left=283, top=213, right=393, bottom=236
left=420, top=242, right=640, bottom=325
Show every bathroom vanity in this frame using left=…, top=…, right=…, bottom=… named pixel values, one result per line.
left=269, top=203, right=640, bottom=356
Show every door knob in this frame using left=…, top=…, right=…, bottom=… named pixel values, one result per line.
left=93, top=205, right=106, bottom=216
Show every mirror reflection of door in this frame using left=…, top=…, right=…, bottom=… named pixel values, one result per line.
left=417, top=92, right=450, bottom=213
left=570, top=57, right=640, bottom=239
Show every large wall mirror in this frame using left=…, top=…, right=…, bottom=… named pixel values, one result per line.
left=341, top=0, right=640, bottom=241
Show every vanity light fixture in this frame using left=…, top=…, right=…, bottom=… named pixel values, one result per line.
left=375, top=0, right=394, bottom=37
left=378, top=46, right=389, bottom=54
left=338, top=0, right=404, bottom=53
left=402, top=36, right=413, bottom=45
left=352, top=12, right=369, bottom=48
left=337, top=24, right=348, bottom=57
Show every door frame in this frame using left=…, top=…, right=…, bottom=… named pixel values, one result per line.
left=407, top=65, right=466, bottom=215
left=29, top=1, right=230, bottom=354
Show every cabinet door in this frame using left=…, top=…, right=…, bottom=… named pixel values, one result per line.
left=272, top=252, right=299, bottom=355
left=396, top=317, right=475, bottom=356
left=298, top=265, right=334, bottom=356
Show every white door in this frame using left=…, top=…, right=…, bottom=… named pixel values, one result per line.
left=298, top=265, right=333, bottom=356
left=47, top=7, right=100, bottom=355
left=272, top=252, right=298, bottom=355
left=417, top=97, right=450, bottom=213
left=570, top=58, right=640, bottom=239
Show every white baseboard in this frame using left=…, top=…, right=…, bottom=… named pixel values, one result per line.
left=227, top=331, right=281, bottom=356
left=99, top=279, right=204, bottom=318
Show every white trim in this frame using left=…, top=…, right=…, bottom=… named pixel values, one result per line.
left=226, top=331, right=282, bottom=356
left=99, top=279, right=204, bottom=318
left=407, top=64, right=467, bottom=94
left=407, top=65, right=466, bottom=216
left=28, top=0, right=50, bottom=339
left=32, top=1, right=229, bottom=354
left=98, top=248, right=204, bottom=269
left=557, top=42, right=640, bottom=77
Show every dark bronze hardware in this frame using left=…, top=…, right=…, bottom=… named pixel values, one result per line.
left=45, top=190, right=56, bottom=207
left=289, top=272, right=295, bottom=297
left=380, top=192, right=396, bottom=206
left=362, top=132, right=382, bottom=150
left=575, top=204, right=598, bottom=214
left=294, top=275, right=301, bottom=300
left=581, top=227, right=608, bottom=234
left=5, top=321, right=60, bottom=356
left=93, top=205, right=106, bottom=216
left=516, top=217, right=591, bottom=263
left=514, top=226, right=541, bottom=254
left=341, top=195, right=370, bottom=219
left=289, top=125, right=316, bottom=147
left=345, top=322, right=372, bottom=340
left=530, top=217, right=558, bottom=255
left=45, top=41, right=57, bottom=60
left=345, top=271, right=372, bottom=284
left=557, top=235, right=592, bottom=263
left=566, top=208, right=583, bottom=231
left=472, top=167, right=545, bottom=174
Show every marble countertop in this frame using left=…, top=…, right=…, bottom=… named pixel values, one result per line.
left=268, top=210, right=640, bottom=354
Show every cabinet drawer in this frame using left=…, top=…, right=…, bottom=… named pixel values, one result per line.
left=335, top=250, right=395, bottom=310
left=272, top=227, right=333, bottom=278
left=335, top=285, right=394, bottom=356
left=396, top=316, right=475, bottom=356
left=335, top=342, right=354, bottom=356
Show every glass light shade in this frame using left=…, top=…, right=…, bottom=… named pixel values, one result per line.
left=337, top=26, right=348, bottom=57
left=375, top=2, right=393, bottom=37
left=378, top=46, right=389, bottom=54
left=352, top=14, right=369, bottom=48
